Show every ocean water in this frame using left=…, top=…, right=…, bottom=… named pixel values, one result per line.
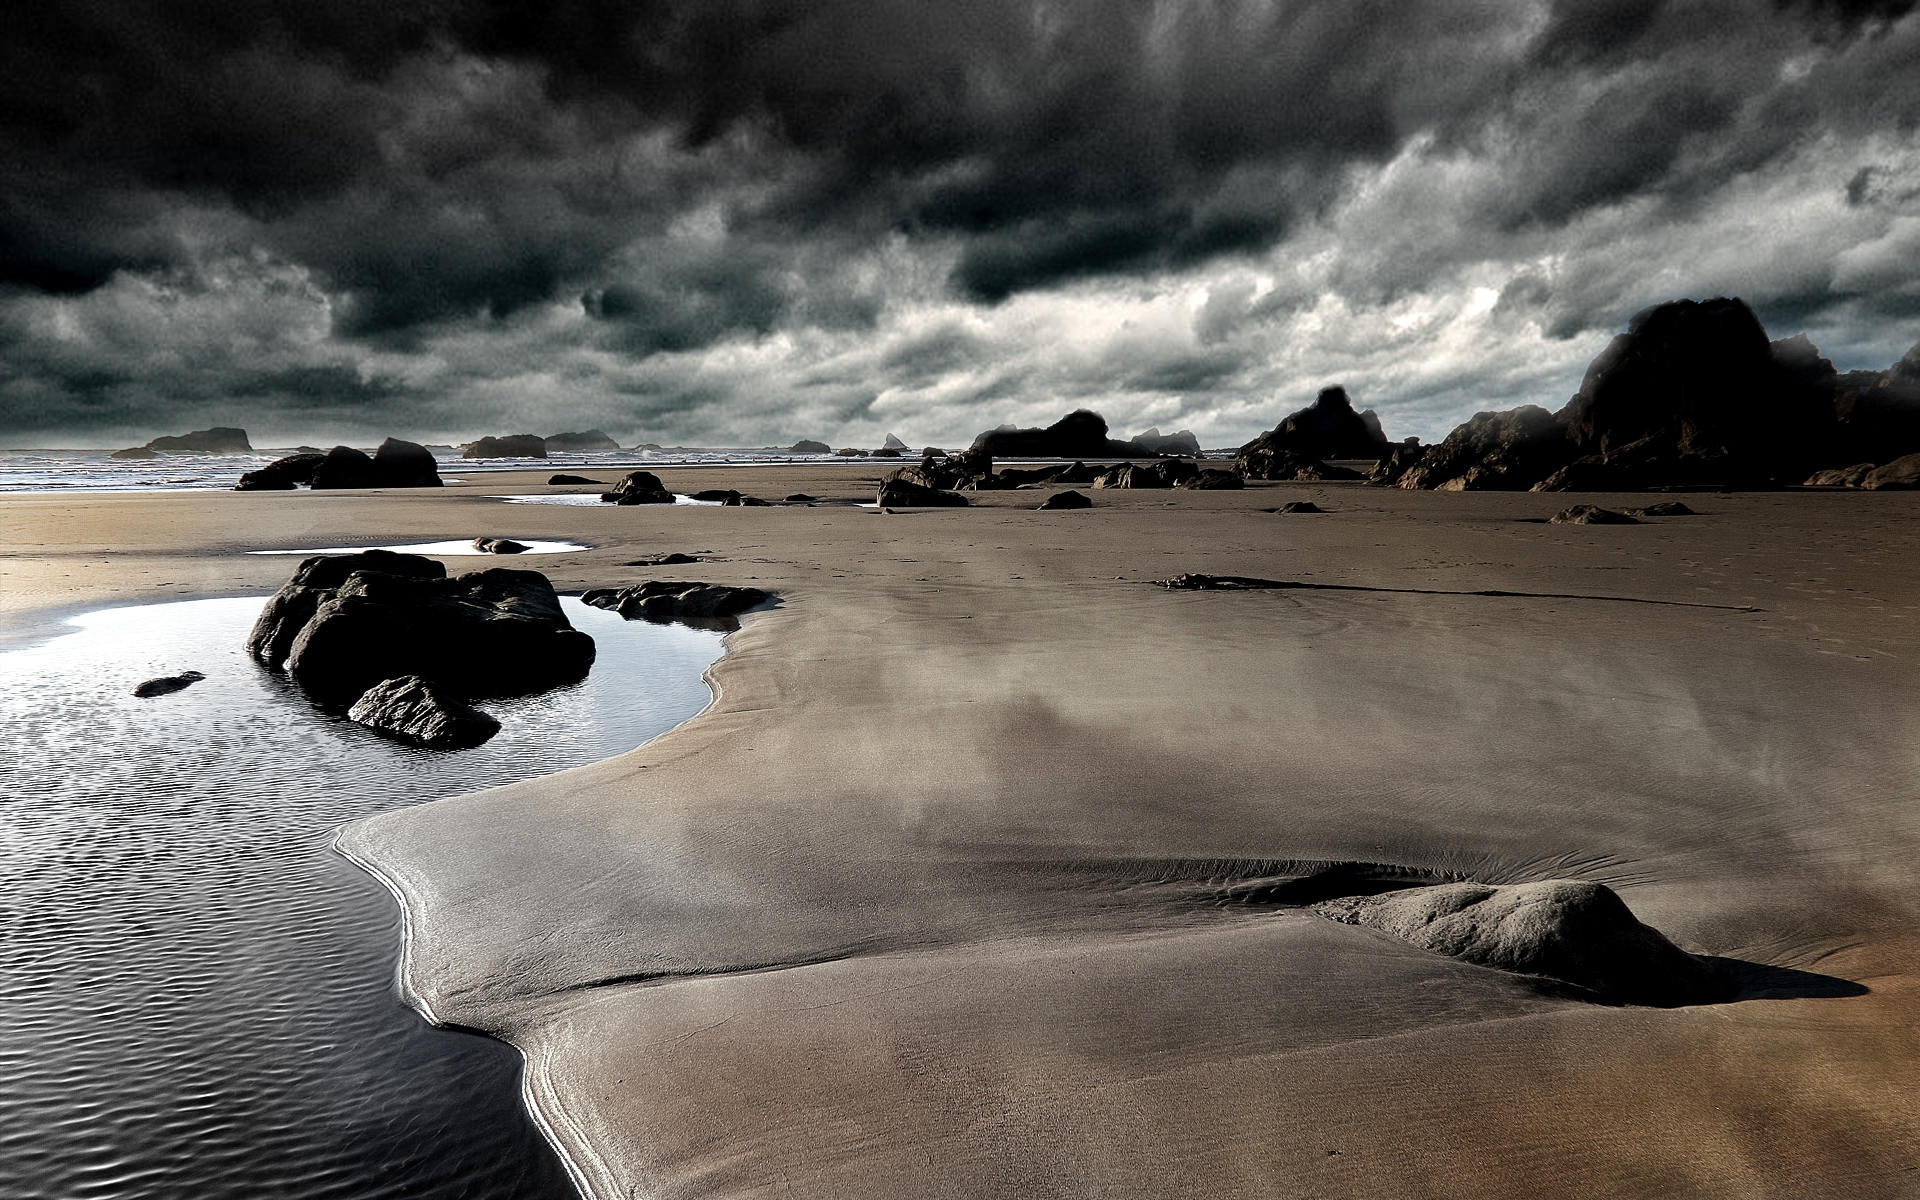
left=0, top=448, right=842, bottom=494
left=0, top=596, right=726, bottom=1200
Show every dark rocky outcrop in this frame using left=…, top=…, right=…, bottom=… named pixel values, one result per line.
left=471, top=537, right=529, bottom=554
left=996, top=460, right=1103, bottom=487
left=721, top=493, right=773, bottom=506
left=235, top=452, right=327, bottom=490
left=789, top=439, right=832, bottom=454
left=147, top=427, right=253, bottom=454
left=1175, top=469, right=1245, bottom=490
left=1277, top=501, right=1324, bottom=514
left=835, top=447, right=869, bottom=457
left=877, top=479, right=969, bottom=507
left=543, top=430, right=619, bottom=452
left=1626, top=501, right=1696, bottom=517
left=785, top=494, right=817, bottom=502
left=1365, top=443, right=1428, bottom=487
left=1236, top=387, right=1391, bottom=474
left=133, top=671, right=204, bottom=697
left=581, top=580, right=772, bottom=623
left=110, top=446, right=159, bottom=459
left=463, top=434, right=548, bottom=459
left=1549, top=504, right=1640, bottom=525
left=1132, top=427, right=1203, bottom=456
left=1863, top=451, right=1920, bottom=490
left=970, top=410, right=1156, bottom=458
left=600, top=471, right=675, bottom=505
left=1037, top=490, right=1092, bottom=510
left=1398, top=405, right=1576, bottom=491
left=248, top=552, right=594, bottom=709
left=1312, top=879, right=1730, bottom=1007
left=347, top=675, right=501, bottom=749
left=309, top=439, right=443, bottom=489
left=689, top=489, right=736, bottom=501
left=1804, top=463, right=1876, bottom=488
left=548, top=474, right=605, bottom=485
left=1092, top=460, right=1201, bottom=489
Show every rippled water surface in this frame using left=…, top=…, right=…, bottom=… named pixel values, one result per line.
left=0, top=597, right=726, bottom=1200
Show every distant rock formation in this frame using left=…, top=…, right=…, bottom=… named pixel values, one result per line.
left=146, top=427, right=253, bottom=454
left=881, top=433, right=909, bottom=452
left=347, top=675, right=500, bottom=750
left=309, top=439, right=443, bottom=489
left=969, top=410, right=1157, bottom=458
left=1398, top=299, right=1920, bottom=492
left=1132, top=427, right=1202, bottom=456
left=235, top=452, right=327, bottom=490
left=789, top=439, right=832, bottom=454
left=462, top=434, right=548, bottom=459
left=247, top=551, right=594, bottom=715
left=110, top=446, right=159, bottom=460
left=1313, top=879, right=1729, bottom=1007
left=543, top=430, right=619, bottom=452
left=1236, top=388, right=1391, bottom=477
left=600, top=470, right=675, bottom=504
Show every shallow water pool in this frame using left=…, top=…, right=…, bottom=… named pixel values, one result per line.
left=0, top=597, right=724, bottom=1200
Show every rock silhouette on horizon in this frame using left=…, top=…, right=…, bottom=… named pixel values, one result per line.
left=463, top=434, right=547, bottom=459
left=543, top=430, right=619, bottom=452
left=1236, top=387, right=1391, bottom=478
left=970, top=410, right=1160, bottom=459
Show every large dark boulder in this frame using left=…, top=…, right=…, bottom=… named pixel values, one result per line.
left=247, top=550, right=449, bottom=669
left=878, top=479, right=969, bottom=507
left=133, top=671, right=205, bottom=697
left=1863, top=451, right=1920, bottom=490
left=1092, top=460, right=1201, bottom=489
left=1236, top=387, right=1391, bottom=474
left=235, top=452, right=327, bottom=491
left=347, top=675, right=501, bottom=749
left=1036, top=490, right=1092, bottom=510
left=543, top=429, right=619, bottom=452
left=309, top=439, right=443, bottom=489
left=970, top=410, right=1156, bottom=458
left=600, top=470, right=675, bottom=504
left=1313, top=879, right=1729, bottom=1007
left=462, top=434, right=548, bottom=459
left=789, top=439, right=832, bottom=454
left=249, top=555, right=593, bottom=708
left=1398, top=405, right=1576, bottom=491
left=146, top=427, right=252, bottom=453
left=581, top=580, right=772, bottom=622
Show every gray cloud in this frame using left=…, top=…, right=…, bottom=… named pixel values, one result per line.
left=0, top=1, right=1916, bottom=446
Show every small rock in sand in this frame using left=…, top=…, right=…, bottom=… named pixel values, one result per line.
left=1312, top=879, right=1728, bottom=1007
left=1549, top=504, right=1640, bottom=525
left=548, top=474, right=605, bottom=486
left=133, top=671, right=205, bottom=697
left=1625, top=501, right=1696, bottom=517
left=1277, top=501, right=1324, bottom=514
left=1037, top=490, right=1092, bottom=510
left=877, top=479, right=968, bottom=507
left=624, top=553, right=700, bottom=566
left=786, top=494, right=817, bottom=502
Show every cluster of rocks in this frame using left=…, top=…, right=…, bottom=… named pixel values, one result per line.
left=581, top=580, right=772, bottom=624
left=247, top=550, right=595, bottom=749
left=970, top=409, right=1164, bottom=459
left=1365, top=299, right=1920, bottom=492
left=235, top=439, right=443, bottom=490
left=459, top=429, right=622, bottom=458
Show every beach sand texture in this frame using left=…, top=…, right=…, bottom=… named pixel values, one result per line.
left=7, top=470, right=1918, bottom=1197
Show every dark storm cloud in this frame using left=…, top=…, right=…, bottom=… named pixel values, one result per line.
left=0, top=0, right=1916, bottom=443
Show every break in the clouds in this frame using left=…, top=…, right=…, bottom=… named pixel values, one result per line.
left=1, top=0, right=1916, bottom=448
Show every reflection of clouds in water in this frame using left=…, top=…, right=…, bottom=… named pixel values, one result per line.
left=0, top=596, right=722, bottom=1200
left=248, top=539, right=591, bottom=555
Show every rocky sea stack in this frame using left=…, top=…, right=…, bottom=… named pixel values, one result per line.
left=970, top=410, right=1160, bottom=459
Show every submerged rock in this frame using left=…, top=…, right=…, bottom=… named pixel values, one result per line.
left=347, top=675, right=501, bottom=749
left=1313, top=879, right=1729, bottom=1007
left=235, top=452, right=327, bottom=490
left=601, top=470, right=675, bottom=505
left=1550, top=504, right=1640, bottom=525
left=1037, top=490, right=1092, bottom=510
left=471, top=537, right=530, bottom=554
left=581, top=580, right=772, bottom=623
left=877, top=479, right=969, bottom=507
left=133, top=671, right=205, bottom=697
left=249, top=553, right=594, bottom=709
left=462, top=434, right=547, bottom=459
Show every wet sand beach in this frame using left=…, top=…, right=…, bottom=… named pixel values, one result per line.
left=6, top=469, right=1918, bottom=1198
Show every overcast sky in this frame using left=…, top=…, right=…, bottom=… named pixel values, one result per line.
left=2, top=0, right=1916, bottom=449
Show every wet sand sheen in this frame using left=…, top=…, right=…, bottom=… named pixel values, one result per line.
left=4, top=471, right=1918, bottom=1198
